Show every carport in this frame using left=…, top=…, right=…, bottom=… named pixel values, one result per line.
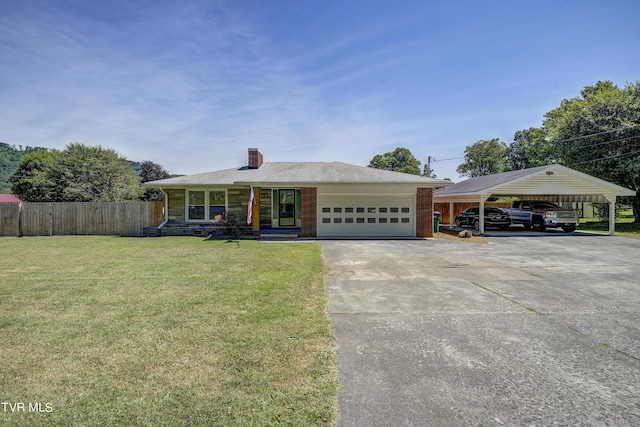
left=434, top=164, right=636, bottom=234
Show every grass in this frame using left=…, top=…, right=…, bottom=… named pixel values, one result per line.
left=0, top=236, right=338, bottom=426
left=579, top=209, right=640, bottom=237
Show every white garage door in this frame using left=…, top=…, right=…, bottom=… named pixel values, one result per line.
left=317, top=195, right=415, bottom=237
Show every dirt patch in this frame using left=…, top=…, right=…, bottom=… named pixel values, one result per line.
left=433, top=229, right=488, bottom=244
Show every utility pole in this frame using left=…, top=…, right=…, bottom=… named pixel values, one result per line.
left=423, top=156, right=435, bottom=177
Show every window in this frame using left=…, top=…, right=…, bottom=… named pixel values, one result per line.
left=188, top=190, right=226, bottom=221
left=390, top=207, right=399, bottom=213
left=401, top=207, right=410, bottom=213
left=322, top=218, right=331, bottom=223
left=334, top=218, right=342, bottom=223
left=322, top=207, right=331, bottom=213
left=379, top=218, right=387, bottom=223
left=345, top=207, right=354, bottom=213
left=209, top=191, right=225, bottom=218
left=345, top=218, right=354, bottom=223
left=334, top=207, right=342, bottom=213
left=188, top=191, right=205, bottom=220
left=390, top=218, right=399, bottom=223
left=357, top=207, right=365, bottom=213
left=379, top=207, right=387, bottom=213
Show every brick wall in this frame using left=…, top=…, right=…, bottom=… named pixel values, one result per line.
left=300, top=187, right=317, bottom=238
left=248, top=148, right=263, bottom=169
left=416, top=187, right=433, bottom=237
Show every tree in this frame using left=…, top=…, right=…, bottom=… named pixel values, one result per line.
left=140, top=160, right=171, bottom=201
left=368, top=147, right=422, bottom=175
left=507, top=127, right=553, bottom=170
left=456, top=138, right=508, bottom=178
left=10, top=143, right=143, bottom=202
left=543, top=80, right=640, bottom=221
left=9, top=150, right=61, bottom=201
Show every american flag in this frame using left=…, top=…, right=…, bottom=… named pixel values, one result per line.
left=247, top=186, right=255, bottom=225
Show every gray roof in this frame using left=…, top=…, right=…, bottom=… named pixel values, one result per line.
left=435, top=165, right=552, bottom=195
left=145, top=161, right=452, bottom=188
left=434, top=164, right=636, bottom=202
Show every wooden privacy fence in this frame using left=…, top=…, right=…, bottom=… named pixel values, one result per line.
left=434, top=202, right=512, bottom=224
left=0, top=202, right=164, bottom=237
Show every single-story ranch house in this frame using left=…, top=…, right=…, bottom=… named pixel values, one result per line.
left=143, top=148, right=453, bottom=238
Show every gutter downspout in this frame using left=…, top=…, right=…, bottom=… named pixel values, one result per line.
left=157, top=188, right=169, bottom=229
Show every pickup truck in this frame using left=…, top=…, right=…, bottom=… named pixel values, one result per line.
left=504, top=200, right=579, bottom=232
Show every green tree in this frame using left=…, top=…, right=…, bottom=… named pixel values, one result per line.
left=9, top=150, right=61, bottom=201
left=456, top=138, right=508, bottom=178
left=543, top=80, right=640, bottom=221
left=368, top=147, right=422, bottom=175
left=507, top=127, right=553, bottom=170
left=10, top=143, right=143, bottom=202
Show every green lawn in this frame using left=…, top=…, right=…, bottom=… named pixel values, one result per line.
left=0, top=237, right=338, bottom=426
left=579, top=209, right=640, bottom=237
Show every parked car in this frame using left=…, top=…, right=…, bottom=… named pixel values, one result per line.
left=454, top=207, right=511, bottom=230
left=503, top=200, right=579, bottom=232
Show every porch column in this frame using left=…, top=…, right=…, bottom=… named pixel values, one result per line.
left=252, top=187, right=261, bottom=231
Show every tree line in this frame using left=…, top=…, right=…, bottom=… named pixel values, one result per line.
left=368, top=80, right=640, bottom=222
left=8, top=143, right=171, bottom=202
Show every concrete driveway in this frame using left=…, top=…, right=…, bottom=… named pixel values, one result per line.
left=321, top=235, right=640, bottom=426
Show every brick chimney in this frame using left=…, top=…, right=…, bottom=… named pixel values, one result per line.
left=248, top=148, right=263, bottom=169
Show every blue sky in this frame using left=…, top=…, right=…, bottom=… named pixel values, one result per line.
left=1, top=0, right=639, bottom=181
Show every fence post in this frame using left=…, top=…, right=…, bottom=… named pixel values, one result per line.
left=17, top=202, right=23, bottom=237
left=49, top=202, right=53, bottom=236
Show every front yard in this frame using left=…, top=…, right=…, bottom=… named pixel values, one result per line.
left=0, top=237, right=337, bottom=426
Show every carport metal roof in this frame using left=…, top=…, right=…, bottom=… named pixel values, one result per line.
left=433, top=164, right=636, bottom=234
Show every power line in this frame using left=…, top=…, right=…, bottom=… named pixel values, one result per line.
left=569, top=134, right=640, bottom=150
left=551, top=123, right=640, bottom=145
left=569, top=149, right=640, bottom=166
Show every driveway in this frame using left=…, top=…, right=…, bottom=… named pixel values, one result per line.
left=321, top=235, right=640, bottom=426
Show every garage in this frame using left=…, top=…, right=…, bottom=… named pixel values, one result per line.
left=317, top=194, right=415, bottom=237
left=434, top=164, right=636, bottom=235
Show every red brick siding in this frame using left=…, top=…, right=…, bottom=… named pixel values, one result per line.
left=248, top=148, right=263, bottom=169
left=416, top=187, right=433, bottom=237
left=300, top=187, right=317, bottom=238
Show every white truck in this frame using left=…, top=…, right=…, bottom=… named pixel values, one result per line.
left=504, top=200, right=580, bottom=232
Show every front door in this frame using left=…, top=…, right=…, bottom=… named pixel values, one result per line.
left=278, top=189, right=296, bottom=226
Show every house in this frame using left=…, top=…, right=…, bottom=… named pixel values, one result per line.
left=143, top=148, right=453, bottom=238
left=0, top=194, right=23, bottom=203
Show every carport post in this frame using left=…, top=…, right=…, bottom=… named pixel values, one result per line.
left=449, top=201, right=454, bottom=230
left=608, top=199, right=616, bottom=235
left=479, top=196, right=485, bottom=234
